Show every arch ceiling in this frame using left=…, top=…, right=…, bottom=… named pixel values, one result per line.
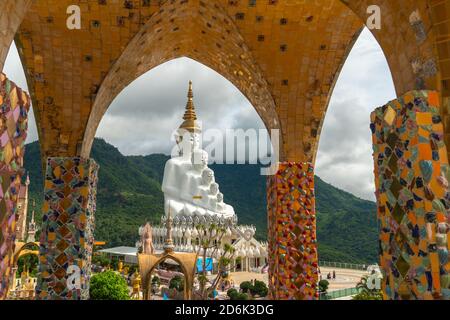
left=2, top=0, right=448, bottom=162
left=81, top=0, right=281, bottom=158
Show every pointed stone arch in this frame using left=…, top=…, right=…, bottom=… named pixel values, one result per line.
left=138, top=252, right=197, bottom=300
left=13, top=242, right=40, bottom=267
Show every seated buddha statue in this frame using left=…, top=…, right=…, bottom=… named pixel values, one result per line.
left=161, top=81, right=236, bottom=222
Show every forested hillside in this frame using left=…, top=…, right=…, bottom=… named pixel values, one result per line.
left=23, top=138, right=378, bottom=263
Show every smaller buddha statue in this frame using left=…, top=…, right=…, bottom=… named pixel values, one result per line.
left=130, top=271, right=142, bottom=300
left=216, top=192, right=225, bottom=213
left=196, top=168, right=215, bottom=210
left=208, top=183, right=220, bottom=210
left=209, top=182, right=219, bottom=196
left=201, top=168, right=215, bottom=186
left=142, top=223, right=155, bottom=254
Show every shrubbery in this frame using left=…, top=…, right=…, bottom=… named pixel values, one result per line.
left=237, top=293, right=249, bottom=300
left=239, top=281, right=253, bottom=294
left=319, top=280, right=330, bottom=293
left=89, top=271, right=130, bottom=300
left=233, top=280, right=268, bottom=299
left=352, top=291, right=383, bottom=300
left=250, top=280, right=268, bottom=297
left=227, top=288, right=249, bottom=300
left=239, top=280, right=268, bottom=297
left=227, top=288, right=238, bottom=300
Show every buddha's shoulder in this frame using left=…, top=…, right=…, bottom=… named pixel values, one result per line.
left=165, top=157, right=191, bottom=166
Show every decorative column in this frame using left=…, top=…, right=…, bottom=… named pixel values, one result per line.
left=36, top=157, right=99, bottom=300
left=0, top=73, right=30, bottom=299
left=371, top=90, right=450, bottom=300
left=267, top=162, right=318, bottom=300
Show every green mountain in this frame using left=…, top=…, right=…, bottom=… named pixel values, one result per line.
left=23, top=138, right=378, bottom=264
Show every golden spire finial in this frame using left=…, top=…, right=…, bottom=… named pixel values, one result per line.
left=179, top=81, right=201, bottom=133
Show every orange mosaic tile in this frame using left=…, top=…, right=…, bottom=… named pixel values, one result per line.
left=371, top=90, right=450, bottom=300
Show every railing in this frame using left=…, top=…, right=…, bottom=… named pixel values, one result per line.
left=318, top=261, right=368, bottom=271
left=319, top=287, right=359, bottom=300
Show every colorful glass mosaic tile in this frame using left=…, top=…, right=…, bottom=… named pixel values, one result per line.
left=0, top=173, right=22, bottom=299
left=267, top=162, right=318, bottom=300
left=0, top=73, right=30, bottom=172
left=0, top=73, right=30, bottom=300
left=36, top=157, right=99, bottom=300
left=371, top=90, right=450, bottom=300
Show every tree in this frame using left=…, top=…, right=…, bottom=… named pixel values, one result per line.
left=169, top=275, right=185, bottom=292
left=194, top=224, right=237, bottom=300
left=92, top=253, right=110, bottom=268
left=17, top=254, right=39, bottom=277
left=90, top=271, right=130, bottom=300
left=151, top=275, right=161, bottom=286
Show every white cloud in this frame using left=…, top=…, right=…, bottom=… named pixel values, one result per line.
left=315, top=28, right=396, bottom=201
left=95, top=57, right=266, bottom=156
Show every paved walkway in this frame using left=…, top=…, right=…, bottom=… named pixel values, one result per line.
left=319, top=267, right=366, bottom=291
left=225, top=267, right=366, bottom=292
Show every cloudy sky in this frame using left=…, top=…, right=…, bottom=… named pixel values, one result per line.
left=3, top=28, right=395, bottom=201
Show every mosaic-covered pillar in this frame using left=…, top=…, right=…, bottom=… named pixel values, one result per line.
left=0, top=73, right=30, bottom=299
left=36, top=157, right=99, bottom=300
left=267, top=162, right=318, bottom=300
left=371, top=90, right=450, bottom=300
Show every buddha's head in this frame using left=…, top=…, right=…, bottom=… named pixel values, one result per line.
left=192, top=149, right=208, bottom=172
left=201, top=168, right=214, bottom=185
left=210, top=182, right=219, bottom=195
left=217, top=192, right=224, bottom=203
left=175, top=129, right=200, bottom=157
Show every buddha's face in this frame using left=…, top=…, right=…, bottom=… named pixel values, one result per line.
left=217, top=192, right=224, bottom=203
left=210, top=183, right=219, bottom=195
left=176, top=130, right=200, bottom=156
left=202, top=168, right=214, bottom=185
left=192, top=150, right=208, bottom=172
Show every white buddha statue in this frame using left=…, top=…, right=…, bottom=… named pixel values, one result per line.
left=161, top=81, right=236, bottom=222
